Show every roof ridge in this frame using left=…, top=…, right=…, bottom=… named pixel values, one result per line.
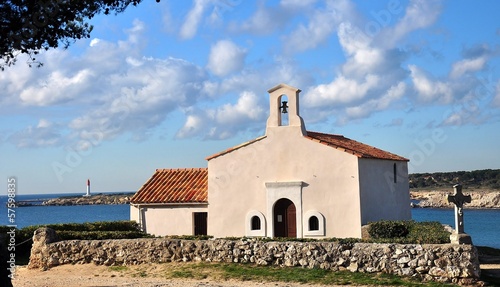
left=155, top=167, right=208, bottom=172
left=206, top=135, right=266, bottom=161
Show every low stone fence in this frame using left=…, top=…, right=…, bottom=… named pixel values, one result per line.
left=29, top=228, right=480, bottom=284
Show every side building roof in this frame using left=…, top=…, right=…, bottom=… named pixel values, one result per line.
left=130, top=168, right=208, bottom=204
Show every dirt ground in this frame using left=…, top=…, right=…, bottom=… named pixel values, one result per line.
left=11, top=263, right=338, bottom=287
left=11, top=261, right=500, bottom=287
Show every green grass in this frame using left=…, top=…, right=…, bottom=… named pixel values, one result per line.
left=163, top=262, right=458, bottom=286
left=108, top=265, right=128, bottom=272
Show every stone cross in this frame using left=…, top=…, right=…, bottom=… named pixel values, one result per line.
left=447, top=184, right=471, bottom=234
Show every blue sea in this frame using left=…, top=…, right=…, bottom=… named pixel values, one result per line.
left=0, top=193, right=131, bottom=228
left=0, top=193, right=499, bottom=249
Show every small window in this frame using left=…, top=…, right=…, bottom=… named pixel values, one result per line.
left=251, top=216, right=261, bottom=230
left=246, top=211, right=266, bottom=237
left=303, top=211, right=325, bottom=236
left=308, top=216, right=319, bottom=231
left=393, top=163, right=397, bottom=183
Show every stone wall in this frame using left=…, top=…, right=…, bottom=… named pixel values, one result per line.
left=29, top=228, right=480, bottom=284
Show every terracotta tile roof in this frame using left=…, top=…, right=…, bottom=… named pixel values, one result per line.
left=130, top=168, right=208, bottom=204
left=306, top=131, right=409, bottom=161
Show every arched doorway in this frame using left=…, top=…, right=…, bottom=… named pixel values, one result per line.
left=273, top=198, right=296, bottom=238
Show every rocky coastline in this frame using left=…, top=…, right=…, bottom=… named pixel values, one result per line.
left=17, top=193, right=133, bottom=207
left=411, top=189, right=500, bottom=209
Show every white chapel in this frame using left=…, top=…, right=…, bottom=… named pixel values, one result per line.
left=130, top=83, right=411, bottom=239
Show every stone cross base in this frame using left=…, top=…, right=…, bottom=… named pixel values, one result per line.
left=450, top=232, right=473, bottom=245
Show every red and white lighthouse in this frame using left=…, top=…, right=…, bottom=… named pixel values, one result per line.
left=85, top=179, right=91, bottom=197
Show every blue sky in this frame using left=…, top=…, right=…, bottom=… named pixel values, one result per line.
left=1, top=0, right=500, bottom=195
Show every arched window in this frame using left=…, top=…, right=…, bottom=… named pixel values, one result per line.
left=245, top=210, right=266, bottom=237
left=303, top=210, right=325, bottom=236
left=251, top=216, right=261, bottom=230
left=308, top=216, right=319, bottom=231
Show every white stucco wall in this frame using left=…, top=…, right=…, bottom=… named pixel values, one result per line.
left=130, top=204, right=208, bottom=236
left=208, top=125, right=363, bottom=239
left=358, top=159, right=411, bottom=224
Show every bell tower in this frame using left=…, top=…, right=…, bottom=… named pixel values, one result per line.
left=266, top=83, right=306, bottom=137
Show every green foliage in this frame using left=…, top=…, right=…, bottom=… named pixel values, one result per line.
left=56, top=230, right=152, bottom=240
left=368, top=220, right=450, bottom=244
left=369, top=220, right=410, bottom=239
left=164, top=235, right=213, bottom=240
left=0, top=0, right=161, bottom=69
left=42, top=220, right=141, bottom=232
left=405, top=221, right=450, bottom=244
left=409, top=169, right=500, bottom=189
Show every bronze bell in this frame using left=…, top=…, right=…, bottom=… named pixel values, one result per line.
left=280, top=101, right=288, bottom=114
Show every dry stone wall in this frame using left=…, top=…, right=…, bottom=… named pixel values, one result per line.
left=29, top=228, right=480, bottom=284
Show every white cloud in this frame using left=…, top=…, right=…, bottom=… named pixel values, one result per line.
left=377, top=0, right=442, bottom=48
left=207, top=40, right=247, bottom=76
left=1, top=23, right=315, bottom=147
left=283, top=4, right=340, bottom=53
left=303, top=20, right=408, bottom=121
left=450, top=57, right=487, bottom=79
left=409, top=65, right=453, bottom=103
left=304, top=74, right=379, bottom=107
left=180, top=0, right=209, bottom=39
left=214, top=57, right=312, bottom=98
left=19, top=69, right=95, bottom=106
left=337, top=22, right=372, bottom=56
left=126, top=19, right=146, bottom=45
left=215, top=91, right=264, bottom=123
left=345, top=82, right=406, bottom=119
left=8, top=119, right=62, bottom=148
left=299, top=0, right=446, bottom=125
left=89, top=38, right=101, bottom=47
left=441, top=97, right=481, bottom=127
left=176, top=114, right=206, bottom=139
left=1, top=20, right=213, bottom=148
left=177, top=91, right=266, bottom=140
left=69, top=57, right=207, bottom=143
left=37, top=119, right=52, bottom=128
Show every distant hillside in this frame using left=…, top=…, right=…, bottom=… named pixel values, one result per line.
left=409, top=169, right=500, bottom=190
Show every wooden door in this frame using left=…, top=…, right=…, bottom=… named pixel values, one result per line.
left=273, top=199, right=296, bottom=238
left=286, top=203, right=297, bottom=237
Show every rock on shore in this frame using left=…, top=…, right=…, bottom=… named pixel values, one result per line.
left=41, top=193, right=132, bottom=206
left=411, top=189, right=500, bottom=208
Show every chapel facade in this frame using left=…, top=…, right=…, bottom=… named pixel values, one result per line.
left=130, top=83, right=411, bottom=238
